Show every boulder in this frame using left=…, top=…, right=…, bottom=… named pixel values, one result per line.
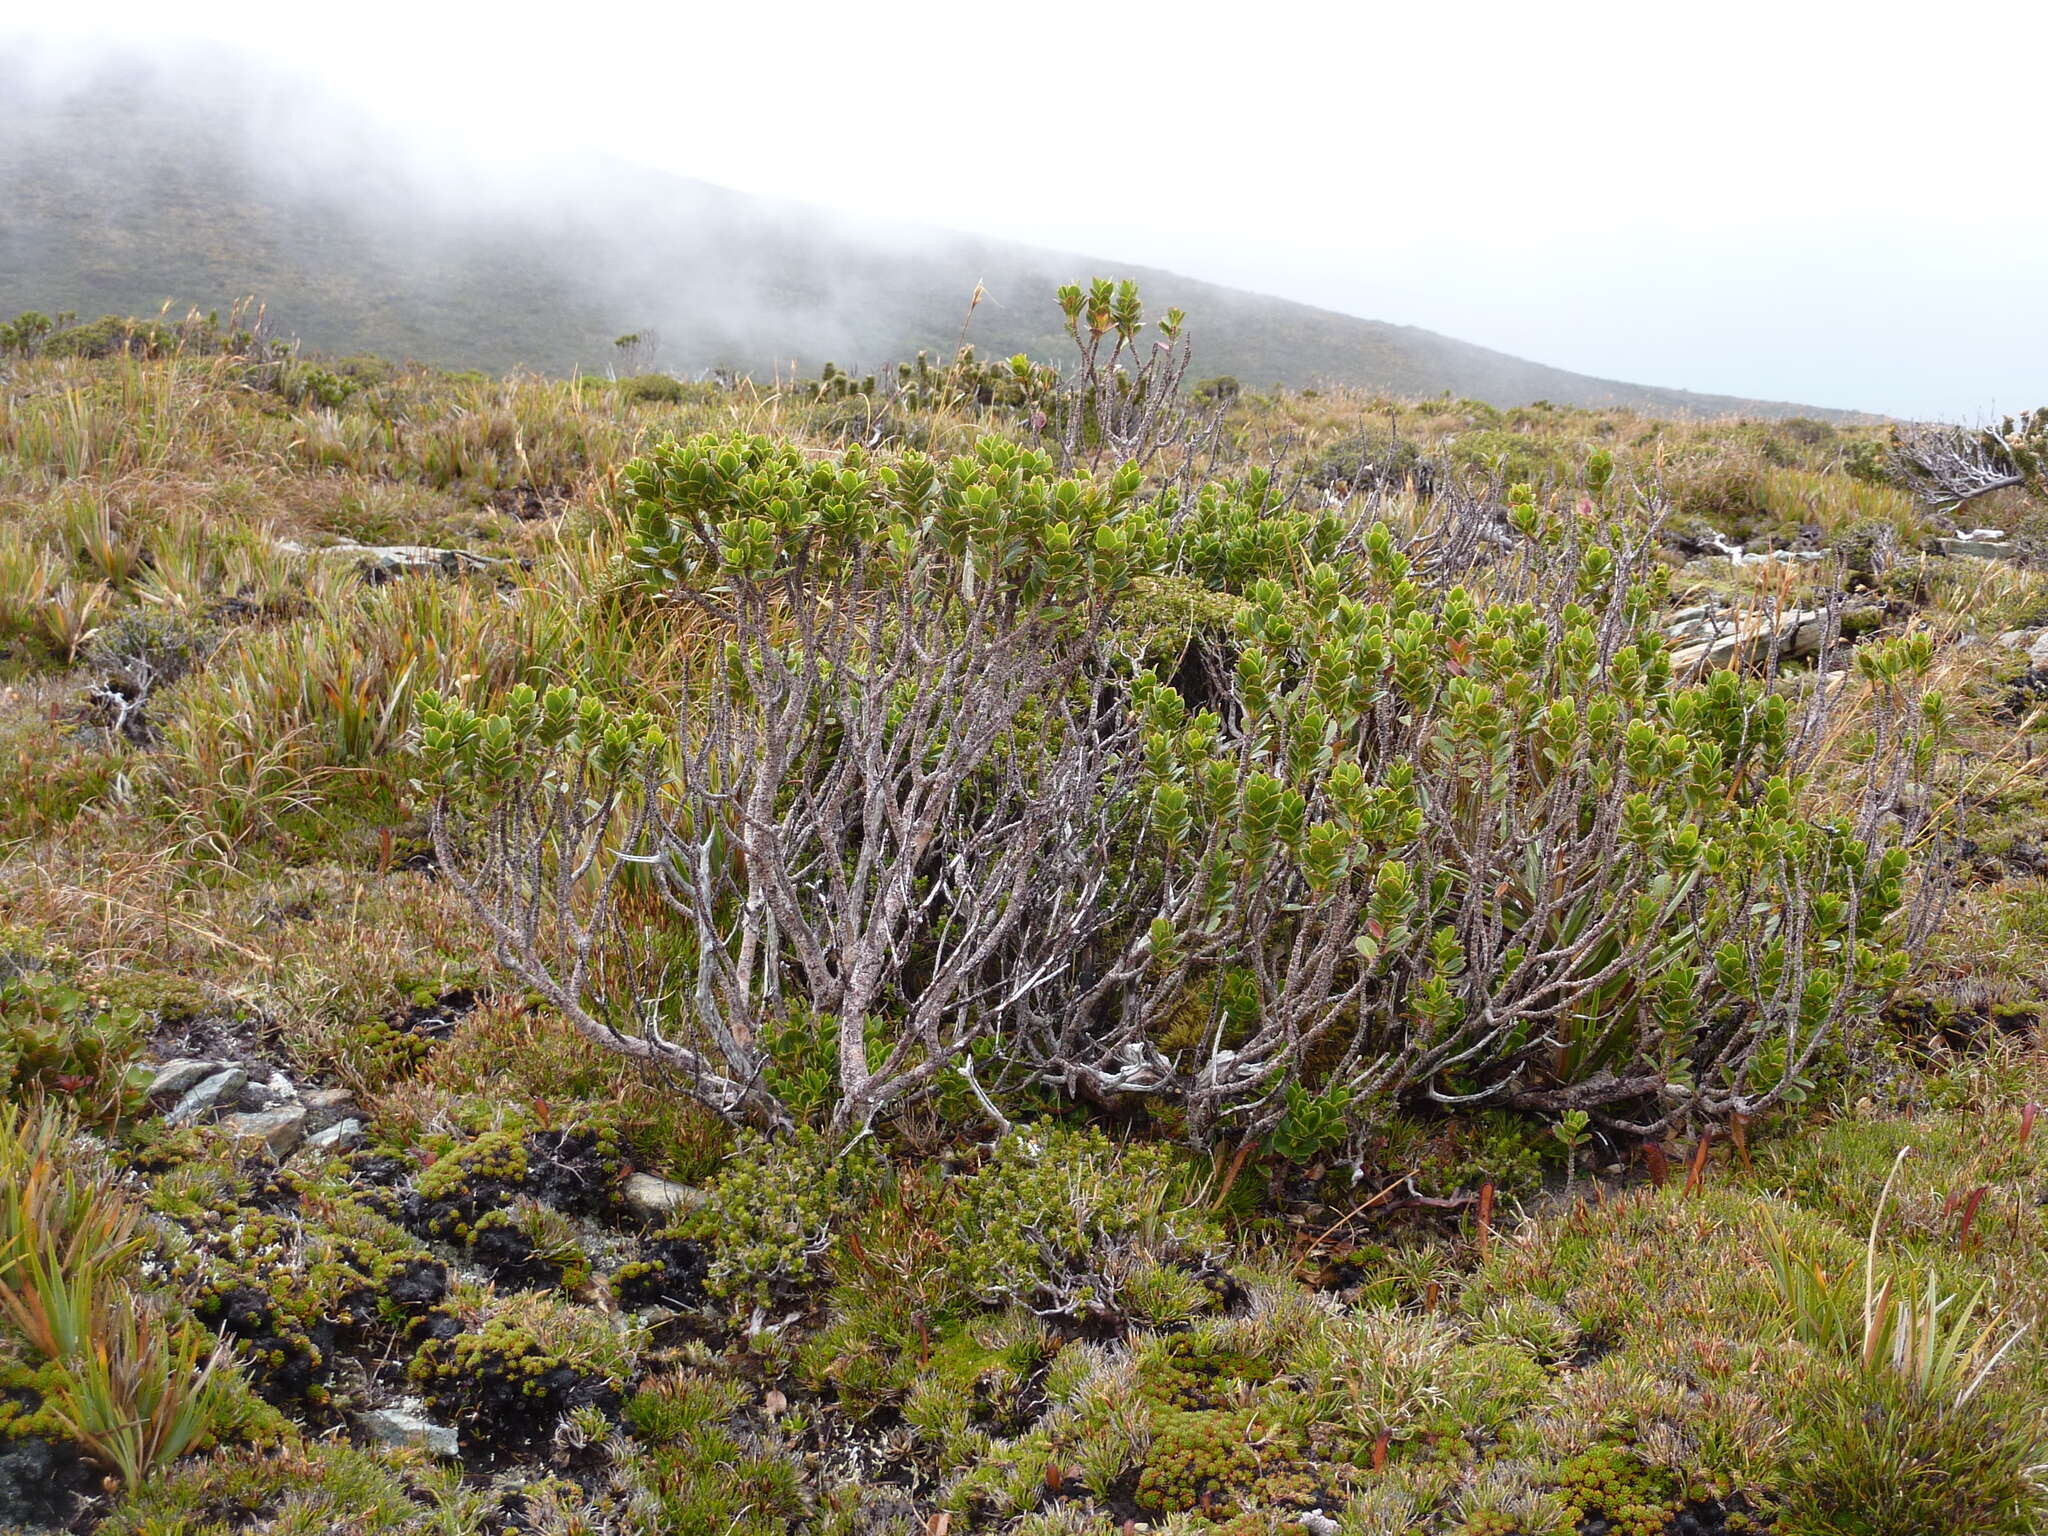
left=352, top=545, right=501, bottom=582
left=0, top=1433, right=90, bottom=1530
left=276, top=537, right=501, bottom=582
left=1669, top=609, right=1824, bottom=672
left=236, top=1072, right=300, bottom=1113
left=1664, top=604, right=1720, bottom=641
left=166, top=1068, right=248, bottom=1125
left=223, top=1105, right=308, bottom=1158
left=303, top=1118, right=365, bottom=1155
left=1936, top=537, right=2015, bottom=560
left=146, top=1058, right=222, bottom=1101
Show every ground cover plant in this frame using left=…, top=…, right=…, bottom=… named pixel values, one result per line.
left=3, top=288, right=2048, bottom=1535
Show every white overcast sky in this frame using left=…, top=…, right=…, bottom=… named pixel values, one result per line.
left=17, top=1, right=2048, bottom=419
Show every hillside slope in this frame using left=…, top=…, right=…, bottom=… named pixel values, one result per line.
left=0, top=59, right=1857, bottom=418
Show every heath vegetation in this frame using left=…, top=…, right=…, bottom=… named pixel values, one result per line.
left=2, top=288, right=2047, bottom=1535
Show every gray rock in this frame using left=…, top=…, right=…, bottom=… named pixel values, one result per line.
left=1937, top=537, right=2015, bottom=560
left=277, top=537, right=501, bottom=581
left=1996, top=628, right=2039, bottom=651
left=236, top=1073, right=298, bottom=1113
left=166, top=1068, right=248, bottom=1124
left=355, top=1407, right=458, bottom=1458
left=302, top=1118, right=364, bottom=1154
left=223, top=1105, right=308, bottom=1158
left=1670, top=609, right=1824, bottom=672
left=297, top=1086, right=359, bottom=1135
left=1782, top=615, right=1830, bottom=663
left=1663, top=604, right=1723, bottom=642
left=147, top=1058, right=222, bottom=1100
left=0, top=1431, right=75, bottom=1529
left=360, top=546, right=499, bottom=580
left=622, top=1172, right=707, bottom=1221
left=1669, top=603, right=1884, bottom=672
left=2028, top=632, right=2048, bottom=672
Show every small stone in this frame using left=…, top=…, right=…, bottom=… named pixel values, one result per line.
left=146, top=1058, right=221, bottom=1100
left=166, top=1068, right=248, bottom=1125
left=1996, top=628, right=2039, bottom=650
left=302, top=1118, right=364, bottom=1154
left=2027, top=633, right=2048, bottom=672
left=355, top=1407, right=458, bottom=1458
left=223, top=1105, right=308, bottom=1158
left=622, top=1173, right=707, bottom=1221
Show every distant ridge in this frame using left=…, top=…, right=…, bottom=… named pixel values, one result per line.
left=0, top=53, right=1863, bottom=420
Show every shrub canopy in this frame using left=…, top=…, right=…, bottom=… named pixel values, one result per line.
left=423, top=431, right=1933, bottom=1141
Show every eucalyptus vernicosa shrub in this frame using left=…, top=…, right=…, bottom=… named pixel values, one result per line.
left=1023, top=488, right=1933, bottom=1139
left=804, top=277, right=1219, bottom=476
left=423, top=434, right=1938, bottom=1141
left=424, top=432, right=1163, bottom=1132
left=1046, top=278, right=1212, bottom=475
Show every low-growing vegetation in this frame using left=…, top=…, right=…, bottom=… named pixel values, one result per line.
left=2, top=285, right=2047, bottom=1535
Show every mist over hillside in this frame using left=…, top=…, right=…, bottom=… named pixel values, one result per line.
left=1, top=45, right=1863, bottom=418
